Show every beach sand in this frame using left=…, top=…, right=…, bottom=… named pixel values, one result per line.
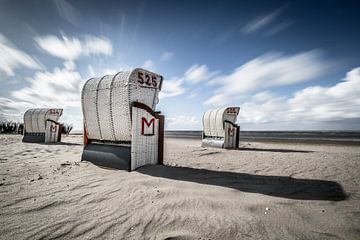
left=0, top=134, right=359, bottom=239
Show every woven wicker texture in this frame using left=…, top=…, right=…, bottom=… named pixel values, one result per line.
left=37, top=110, right=47, bottom=133
left=203, top=109, right=211, bottom=137
left=203, top=108, right=226, bottom=137
left=82, top=68, right=163, bottom=142
left=111, top=71, right=132, bottom=141
left=202, top=107, right=239, bottom=138
left=131, top=107, right=159, bottom=170
left=31, top=109, right=39, bottom=133
left=97, top=75, right=114, bottom=141
left=82, top=77, right=101, bottom=140
left=24, top=109, right=34, bottom=133
left=24, top=108, right=63, bottom=133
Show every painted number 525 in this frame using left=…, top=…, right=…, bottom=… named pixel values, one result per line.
left=138, top=72, right=158, bottom=88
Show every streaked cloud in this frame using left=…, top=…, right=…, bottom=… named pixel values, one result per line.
left=287, top=67, right=360, bottom=121
left=159, top=64, right=218, bottom=99
left=0, top=34, right=41, bottom=77
left=205, top=50, right=330, bottom=106
left=159, top=77, right=186, bottom=99
left=160, top=52, right=174, bottom=61
left=0, top=97, right=34, bottom=121
left=11, top=67, right=83, bottom=108
left=184, top=64, right=219, bottom=84
left=53, top=0, right=80, bottom=26
left=35, top=34, right=112, bottom=61
left=63, top=60, right=76, bottom=70
left=239, top=67, right=360, bottom=128
left=241, top=6, right=288, bottom=35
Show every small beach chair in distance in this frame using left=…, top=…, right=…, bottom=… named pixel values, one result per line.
left=202, top=107, right=240, bottom=149
left=81, top=68, right=165, bottom=171
left=23, top=108, right=63, bottom=143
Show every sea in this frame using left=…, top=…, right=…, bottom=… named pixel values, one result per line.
left=165, top=130, right=360, bottom=144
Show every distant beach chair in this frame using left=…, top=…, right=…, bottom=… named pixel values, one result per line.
left=23, top=108, right=63, bottom=143
left=81, top=68, right=165, bottom=171
left=202, top=107, right=240, bottom=149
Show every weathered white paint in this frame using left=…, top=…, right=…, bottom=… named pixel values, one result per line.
left=81, top=68, right=164, bottom=170
left=81, top=69, right=162, bottom=142
left=24, top=108, right=63, bottom=134
left=23, top=108, right=63, bottom=143
left=202, top=107, right=240, bottom=149
left=45, top=120, right=61, bottom=143
left=131, top=107, right=159, bottom=170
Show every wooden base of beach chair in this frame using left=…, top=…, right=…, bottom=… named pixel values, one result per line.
left=201, top=138, right=224, bottom=148
left=81, top=143, right=131, bottom=170
left=22, top=133, right=45, bottom=143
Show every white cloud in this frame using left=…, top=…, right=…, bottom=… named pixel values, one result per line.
left=287, top=67, right=360, bottom=121
left=159, top=77, right=186, bottom=99
left=0, top=34, right=41, bottom=77
left=87, top=65, right=96, bottom=77
left=1, top=66, right=85, bottom=128
left=141, top=59, right=155, bottom=70
left=63, top=60, right=76, bottom=70
left=86, top=64, right=131, bottom=79
left=184, top=64, right=219, bottom=84
left=35, top=34, right=112, bottom=61
left=0, top=97, right=32, bottom=119
left=160, top=52, right=174, bottom=61
left=102, top=68, right=119, bottom=75
left=159, top=64, right=217, bottom=99
left=238, top=67, right=360, bottom=129
left=11, top=67, right=83, bottom=109
left=166, top=115, right=200, bottom=130
left=205, top=50, right=329, bottom=106
left=242, top=7, right=285, bottom=34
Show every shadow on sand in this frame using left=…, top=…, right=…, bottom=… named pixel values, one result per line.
left=137, top=165, right=348, bottom=201
left=236, top=147, right=313, bottom=153
left=38, top=142, right=82, bottom=146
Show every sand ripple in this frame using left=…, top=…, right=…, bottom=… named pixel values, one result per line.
left=0, top=135, right=359, bottom=239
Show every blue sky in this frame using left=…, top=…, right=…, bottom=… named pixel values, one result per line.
left=0, top=0, right=360, bottom=130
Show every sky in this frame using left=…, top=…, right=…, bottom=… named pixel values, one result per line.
left=0, top=0, right=360, bottom=131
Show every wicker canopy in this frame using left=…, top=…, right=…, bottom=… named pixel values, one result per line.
left=203, top=107, right=240, bottom=138
left=24, top=108, right=63, bottom=133
left=81, top=68, right=163, bottom=142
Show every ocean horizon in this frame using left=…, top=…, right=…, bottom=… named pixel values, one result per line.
left=164, top=130, right=360, bottom=143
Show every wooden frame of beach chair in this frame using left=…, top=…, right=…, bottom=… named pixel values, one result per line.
left=23, top=108, right=63, bottom=143
left=81, top=68, right=164, bottom=171
left=202, top=107, right=240, bottom=149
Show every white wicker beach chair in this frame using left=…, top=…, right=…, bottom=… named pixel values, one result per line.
left=23, top=108, right=63, bottom=143
left=202, top=107, right=240, bottom=149
left=81, top=68, right=164, bottom=171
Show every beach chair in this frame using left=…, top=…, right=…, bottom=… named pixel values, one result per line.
left=81, top=68, right=165, bottom=171
left=23, top=108, right=63, bottom=143
left=202, top=107, right=240, bottom=149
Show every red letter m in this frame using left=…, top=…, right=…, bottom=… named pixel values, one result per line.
left=141, top=117, right=155, bottom=136
left=50, top=125, right=58, bottom=133
left=228, top=127, right=235, bottom=137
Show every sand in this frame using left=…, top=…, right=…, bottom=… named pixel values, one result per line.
left=0, top=134, right=359, bottom=240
